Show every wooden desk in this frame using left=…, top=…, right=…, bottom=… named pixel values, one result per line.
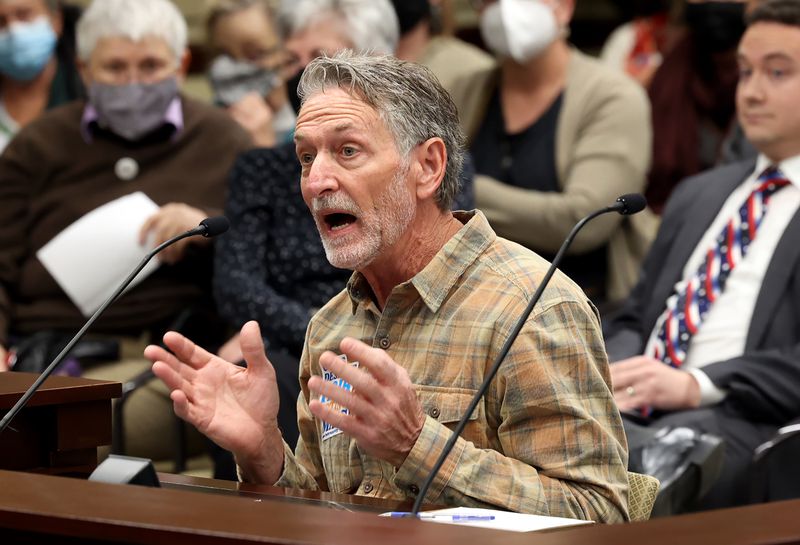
left=0, top=373, right=121, bottom=476
left=0, top=470, right=798, bottom=545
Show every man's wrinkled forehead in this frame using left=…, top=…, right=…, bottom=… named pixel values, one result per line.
left=295, top=86, right=382, bottom=137
left=299, top=82, right=374, bottom=113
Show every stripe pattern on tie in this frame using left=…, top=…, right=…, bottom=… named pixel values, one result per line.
left=647, top=167, right=791, bottom=368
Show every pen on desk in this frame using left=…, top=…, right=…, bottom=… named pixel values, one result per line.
left=421, top=514, right=496, bottom=522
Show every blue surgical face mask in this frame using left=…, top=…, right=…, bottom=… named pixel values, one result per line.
left=0, top=16, right=58, bottom=81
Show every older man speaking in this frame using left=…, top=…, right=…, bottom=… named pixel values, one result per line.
left=146, top=52, right=629, bottom=522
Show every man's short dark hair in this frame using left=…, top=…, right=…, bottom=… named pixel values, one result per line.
left=747, top=0, right=800, bottom=28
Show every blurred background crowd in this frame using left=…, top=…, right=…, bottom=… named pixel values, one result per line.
left=2, top=0, right=794, bottom=519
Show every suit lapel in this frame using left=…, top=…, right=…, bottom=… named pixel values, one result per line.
left=747, top=209, right=800, bottom=348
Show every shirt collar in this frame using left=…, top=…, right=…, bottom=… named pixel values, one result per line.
left=80, top=96, right=184, bottom=143
left=345, top=210, right=495, bottom=314
left=756, top=153, right=800, bottom=190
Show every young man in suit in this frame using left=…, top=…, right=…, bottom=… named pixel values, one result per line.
left=604, top=0, right=800, bottom=510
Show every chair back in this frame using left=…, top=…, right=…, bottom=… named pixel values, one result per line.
left=628, top=471, right=660, bottom=522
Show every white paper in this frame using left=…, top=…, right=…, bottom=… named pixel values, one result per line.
left=37, top=192, right=161, bottom=317
left=381, top=507, right=594, bottom=533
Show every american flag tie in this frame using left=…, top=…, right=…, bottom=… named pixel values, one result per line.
left=646, top=166, right=791, bottom=368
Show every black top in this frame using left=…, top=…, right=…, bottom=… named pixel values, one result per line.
left=213, top=143, right=477, bottom=358
left=470, top=89, right=608, bottom=300
left=471, top=89, right=562, bottom=192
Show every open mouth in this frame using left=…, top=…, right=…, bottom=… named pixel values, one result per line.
left=323, top=212, right=358, bottom=232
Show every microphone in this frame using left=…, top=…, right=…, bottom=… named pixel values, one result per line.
left=0, top=216, right=230, bottom=435
left=409, top=195, right=646, bottom=514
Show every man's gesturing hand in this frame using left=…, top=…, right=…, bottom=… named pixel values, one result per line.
left=308, top=337, right=425, bottom=468
left=144, top=321, right=285, bottom=483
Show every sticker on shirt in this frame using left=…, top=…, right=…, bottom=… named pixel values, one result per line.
left=320, top=354, right=360, bottom=442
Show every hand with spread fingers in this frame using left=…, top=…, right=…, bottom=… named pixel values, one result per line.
left=139, top=202, right=209, bottom=264
left=610, top=355, right=701, bottom=412
left=144, top=320, right=285, bottom=483
left=307, top=337, right=425, bottom=468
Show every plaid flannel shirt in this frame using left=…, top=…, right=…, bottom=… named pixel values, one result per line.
left=272, top=211, right=629, bottom=522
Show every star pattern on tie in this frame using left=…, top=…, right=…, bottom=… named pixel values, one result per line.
left=647, top=166, right=791, bottom=368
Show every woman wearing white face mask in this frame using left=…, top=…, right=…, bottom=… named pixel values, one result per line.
left=450, top=0, right=656, bottom=309
left=0, top=0, right=83, bottom=152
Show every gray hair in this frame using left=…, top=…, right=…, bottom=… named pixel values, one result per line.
left=278, top=0, right=399, bottom=55
left=299, top=51, right=465, bottom=210
left=206, top=0, right=277, bottom=39
left=76, top=0, right=188, bottom=63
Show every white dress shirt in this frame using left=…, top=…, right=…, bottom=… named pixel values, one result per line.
left=644, top=154, right=800, bottom=405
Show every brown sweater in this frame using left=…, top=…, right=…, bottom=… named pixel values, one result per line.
left=0, top=97, right=251, bottom=345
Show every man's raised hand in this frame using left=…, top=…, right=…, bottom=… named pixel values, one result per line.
left=144, top=320, right=285, bottom=483
left=307, top=337, right=425, bottom=468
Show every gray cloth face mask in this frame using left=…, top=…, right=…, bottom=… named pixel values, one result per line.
left=88, top=77, right=179, bottom=141
left=208, top=54, right=281, bottom=106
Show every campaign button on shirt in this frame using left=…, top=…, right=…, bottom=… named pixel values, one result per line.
left=115, top=157, right=139, bottom=181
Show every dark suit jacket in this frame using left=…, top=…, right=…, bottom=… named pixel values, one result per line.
left=605, top=159, right=800, bottom=426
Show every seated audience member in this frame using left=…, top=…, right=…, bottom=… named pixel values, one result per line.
left=278, top=0, right=399, bottom=114
left=147, top=52, right=629, bottom=522
left=601, top=0, right=678, bottom=87
left=206, top=0, right=294, bottom=147
left=604, top=0, right=800, bottom=511
left=213, top=0, right=476, bottom=451
left=646, top=0, right=748, bottom=213
left=0, top=0, right=84, bottom=152
left=451, top=0, right=655, bottom=309
left=0, top=0, right=251, bottom=461
left=391, top=0, right=495, bottom=92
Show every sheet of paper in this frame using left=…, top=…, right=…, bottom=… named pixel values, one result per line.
left=37, top=192, right=161, bottom=317
left=381, top=506, right=594, bottom=532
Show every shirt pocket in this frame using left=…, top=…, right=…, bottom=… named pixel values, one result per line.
left=415, top=384, right=485, bottom=428
left=319, top=431, right=362, bottom=495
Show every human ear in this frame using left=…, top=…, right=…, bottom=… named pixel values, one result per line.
left=412, top=137, right=447, bottom=202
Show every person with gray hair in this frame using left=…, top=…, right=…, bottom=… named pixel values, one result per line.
left=278, top=0, right=399, bottom=112
left=75, top=0, right=187, bottom=63
left=0, top=0, right=84, bottom=152
left=205, top=0, right=294, bottom=146
left=210, top=0, right=471, bottom=464
left=0, top=0, right=251, bottom=467
left=148, top=51, right=630, bottom=521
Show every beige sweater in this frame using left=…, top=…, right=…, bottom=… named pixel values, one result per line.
left=449, top=49, right=658, bottom=302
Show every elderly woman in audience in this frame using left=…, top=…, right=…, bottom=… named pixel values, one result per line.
left=0, top=0, right=250, bottom=465
left=206, top=0, right=294, bottom=146
left=450, top=0, right=655, bottom=309
left=0, top=0, right=83, bottom=152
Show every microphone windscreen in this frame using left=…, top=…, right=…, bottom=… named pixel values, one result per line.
left=200, top=216, right=230, bottom=237
left=616, top=194, right=647, bottom=215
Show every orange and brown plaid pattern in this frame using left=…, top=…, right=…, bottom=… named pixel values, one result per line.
left=273, top=211, right=629, bottom=522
